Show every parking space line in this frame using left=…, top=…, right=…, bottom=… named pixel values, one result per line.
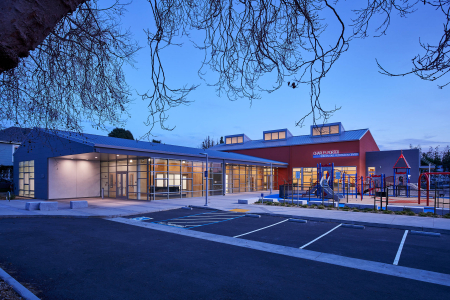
left=393, top=230, right=408, bottom=265
left=300, top=224, right=342, bottom=249
left=108, top=218, right=450, bottom=287
left=233, top=219, right=289, bottom=238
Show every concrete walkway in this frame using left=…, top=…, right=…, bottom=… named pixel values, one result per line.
left=0, top=192, right=449, bottom=233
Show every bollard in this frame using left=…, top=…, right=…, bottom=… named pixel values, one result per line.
left=101, top=188, right=104, bottom=199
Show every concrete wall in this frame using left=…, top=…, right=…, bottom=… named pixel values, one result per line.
left=48, top=158, right=100, bottom=199
left=366, top=149, right=420, bottom=182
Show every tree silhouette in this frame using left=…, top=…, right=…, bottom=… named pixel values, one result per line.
left=1, top=0, right=449, bottom=134
left=108, top=128, right=134, bottom=140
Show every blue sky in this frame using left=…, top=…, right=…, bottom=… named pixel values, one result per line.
left=86, top=1, right=450, bottom=152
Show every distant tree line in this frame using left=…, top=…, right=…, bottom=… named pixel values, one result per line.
left=200, top=136, right=224, bottom=150
left=411, top=145, right=450, bottom=171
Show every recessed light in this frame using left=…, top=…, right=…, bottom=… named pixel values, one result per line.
left=117, top=155, right=119, bottom=156
left=95, top=157, right=98, bottom=159
left=130, top=160, right=133, bottom=162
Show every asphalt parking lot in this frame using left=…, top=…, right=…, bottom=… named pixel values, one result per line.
left=137, top=208, right=450, bottom=274
left=0, top=208, right=449, bottom=299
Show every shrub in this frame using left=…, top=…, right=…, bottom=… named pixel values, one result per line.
left=418, top=212, right=427, bottom=217
left=318, top=205, right=325, bottom=209
left=382, top=210, right=393, bottom=214
left=406, top=211, right=415, bottom=216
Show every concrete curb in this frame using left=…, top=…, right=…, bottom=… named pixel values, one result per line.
left=245, top=214, right=261, bottom=218
left=410, top=230, right=441, bottom=237
left=189, top=205, right=218, bottom=211
left=0, top=207, right=184, bottom=220
left=342, top=224, right=365, bottom=229
left=0, top=267, right=39, bottom=300
left=289, top=218, right=307, bottom=223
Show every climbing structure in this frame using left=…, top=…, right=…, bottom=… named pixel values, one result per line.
left=393, top=151, right=411, bottom=197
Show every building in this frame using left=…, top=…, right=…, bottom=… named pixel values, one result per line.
left=13, top=129, right=286, bottom=200
left=0, top=127, right=30, bottom=180
left=211, top=122, right=423, bottom=188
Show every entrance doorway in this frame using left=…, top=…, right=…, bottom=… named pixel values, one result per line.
left=117, top=172, right=127, bottom=198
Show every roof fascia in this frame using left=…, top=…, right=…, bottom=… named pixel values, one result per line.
left=94, top=144, right=287, bottom=166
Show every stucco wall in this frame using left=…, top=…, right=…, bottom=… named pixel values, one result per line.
left=48, top=158, right=100, bottom=199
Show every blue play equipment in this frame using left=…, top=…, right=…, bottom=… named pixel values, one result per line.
left=310, top=163, right=345, bottom=202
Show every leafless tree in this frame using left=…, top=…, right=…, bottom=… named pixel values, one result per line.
left=200, top=135, right=218, bottom=150
left=352, top=1, right=450, bottom=88
left=1, top=0, right=449, bottom=135
left=0, top=0, right=139, bottom=133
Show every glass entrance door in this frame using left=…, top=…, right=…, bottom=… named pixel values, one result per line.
left=117, top=172, right=127, bottom=198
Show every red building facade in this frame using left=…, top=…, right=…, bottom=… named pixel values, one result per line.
left=212, top=123, right=379, bottom=188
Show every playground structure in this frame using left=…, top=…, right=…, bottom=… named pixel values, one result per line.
left=418, top=172, right=450, bottom=206
left=277, top=152, right=450, bottom=208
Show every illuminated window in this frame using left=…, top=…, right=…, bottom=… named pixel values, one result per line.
left=312, top=128, right=321, bottom=136
left=19, top=160, right=34, bottom=198
left=330, top=125, right=339, bottom=134
left=264, top=131, right=287, bottom=141
left=225, top=135, right=244, bottom=144
left=312, top=125, right=340, bottom=136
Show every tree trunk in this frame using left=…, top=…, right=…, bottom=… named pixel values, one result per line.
left=0, top=0, right=88, bottom=73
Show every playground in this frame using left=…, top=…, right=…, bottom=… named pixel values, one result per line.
left=271, top=152, right=450, bottom=213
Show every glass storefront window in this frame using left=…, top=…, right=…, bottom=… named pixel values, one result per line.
left=100, top=155, right=274, bottom=200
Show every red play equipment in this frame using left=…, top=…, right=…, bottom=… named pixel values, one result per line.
left=418, top=172, right=450, bottom=206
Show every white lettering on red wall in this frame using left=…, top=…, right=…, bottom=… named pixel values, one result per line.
left=312, top=150, right=339, bottom=156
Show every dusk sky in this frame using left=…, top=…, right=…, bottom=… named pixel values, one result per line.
left=86, top=1, right=450, bottom=152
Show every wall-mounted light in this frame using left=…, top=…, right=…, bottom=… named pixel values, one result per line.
left=117, top=155, right=119, bottom=157
left=95, top=157, right=98, bottom=159
left=130, top=160, right=133, bottom=163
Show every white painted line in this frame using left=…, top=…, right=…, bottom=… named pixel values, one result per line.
left=233, top=219, right=288, bottom=238
left=300, top=224, right=342, bottom=249
left=107, top=218, right=450, bottom=287
left=393, top=230, right=409, bottom=265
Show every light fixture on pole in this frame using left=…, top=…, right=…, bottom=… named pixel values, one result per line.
left=200, top=152, right=209, bottom=206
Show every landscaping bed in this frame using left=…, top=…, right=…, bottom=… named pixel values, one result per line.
left=255, top=201, right=450, bottom=218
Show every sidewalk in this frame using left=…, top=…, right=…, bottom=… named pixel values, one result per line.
left=0, top=193, right=449, bottom=233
